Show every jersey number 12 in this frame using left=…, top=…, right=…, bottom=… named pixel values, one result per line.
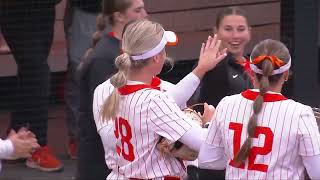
left=229, top=122, right=274, bottom=172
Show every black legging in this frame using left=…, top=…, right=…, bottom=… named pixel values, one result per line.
left=187, top=166, right=225, bottom=180
left=0, top=2, right=55, bottom=146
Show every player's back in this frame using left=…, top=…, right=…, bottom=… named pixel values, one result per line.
left=214, top=89, right=320, bottom=179
left=94, top=78, right=195, bottom=179
left=106, top=80, right=193, bottom=179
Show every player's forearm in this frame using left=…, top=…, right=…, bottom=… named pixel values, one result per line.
left=179, top=124, right=205, bottom=152
left=167, top=72, right=200, bottom=107
left=198, top=142, right=226, bottom=170
left=192, top=66, right=207, bottom=80
left=302, top=155, right=320, bottom=179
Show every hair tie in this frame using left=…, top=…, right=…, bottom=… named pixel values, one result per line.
left=119, top=52, right=130, bottom=59
left=251, top=55, right=285, bottom=68
left=250, top=55, right=291, bottom=75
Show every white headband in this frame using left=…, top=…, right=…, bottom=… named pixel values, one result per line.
left=249, top=57, right=291, bottom=75
left=130, top=31, right=177, bottom=61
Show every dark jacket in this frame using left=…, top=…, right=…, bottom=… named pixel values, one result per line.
left=76, top=33, right=120, bottom=180
left=71, top=0, right=102, bottom=13
left=199, top=53, right=253, bottom=107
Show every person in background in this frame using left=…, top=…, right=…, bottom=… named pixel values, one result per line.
left=199, top=39, right=320, bottom=180
left=0, top=0, right=63, bottom=172
left=199, top=6, right=253, bottom=107
left=63, top=0, right=103, bottom=159
left=94, top=18, right=226, bottom=180
left=194, top=7, right=253, bottom=179
left=76, top=0, right=147, bottom=179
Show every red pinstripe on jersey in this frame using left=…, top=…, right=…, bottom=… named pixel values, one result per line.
left=93, top=79, right=192, bottom=179
left=206, top=89, right=320, bottom=180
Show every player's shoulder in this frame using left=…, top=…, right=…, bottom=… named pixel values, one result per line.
left=284, top=98, right=312, bottom=111
left=95, top=79, right=113, bottom=92
left=145, top=87, right=167, bottom=99
left=287, top=99, right=314, bottom=117
left=94, top=79, right=113, bottom=95
left=159, top=79, right=174, bottom=91
left=218, top=93, right=243, bottom=105
left=143, top=85, right=174, bottom=103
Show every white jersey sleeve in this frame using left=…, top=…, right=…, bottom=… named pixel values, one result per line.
left=98, top=122, right=117, bottom=169
left=298, top=106, right=320, bottom=156
left=162, top=72, right=200, bottom=109
left=204, top=97, right=227, bottom=148
left=198, top=98, right=227, bottom=169
left=302, top=154, right=320, bottom=179
left=0, top=139, right=14, bottom=159
left=0, top=138, right=14, bottom=172
left=93, top=80, right=114, bottom=131
left=93, top=80, right=118, bottom=169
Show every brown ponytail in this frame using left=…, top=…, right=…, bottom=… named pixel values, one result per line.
left=83, top=14, right=107, bottom=59
left=234, top=39, right=291, bottom=163
left=234, top=59, right=274, bottom=163
left=82, top=0, right=132, bottom=60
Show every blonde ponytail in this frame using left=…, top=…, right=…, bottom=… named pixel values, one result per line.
left=100, top=19, right=166, bottom=121
left=101, top=53, right=131, bottom=121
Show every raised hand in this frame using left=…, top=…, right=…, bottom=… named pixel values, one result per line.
left=193, top=34, right=228, bottom=79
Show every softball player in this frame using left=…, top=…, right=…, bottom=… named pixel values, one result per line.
left=93, top=19, right=226, bottom=180
left=198, top=39, right=320, bottom=179
left=93, top=74, right=201, bottom=178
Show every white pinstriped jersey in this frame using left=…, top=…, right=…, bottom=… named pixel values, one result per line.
left=93, top=80, right=116, bottom=171
left=206, top=89, right=320, bottom=180
left=93, top=78, right=193, bottom=179
left=93, top=79, right=179, bottom=172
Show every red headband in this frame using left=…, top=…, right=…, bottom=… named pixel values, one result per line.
left=251, top=55, right=285, bottom=68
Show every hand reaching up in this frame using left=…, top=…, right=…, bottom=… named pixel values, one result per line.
left=193, top=34, right=227, bottom=79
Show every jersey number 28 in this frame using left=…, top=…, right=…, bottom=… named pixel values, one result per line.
left=229, top=122, right=274, bottom=172
left=114, top=117, right=135, bottom=162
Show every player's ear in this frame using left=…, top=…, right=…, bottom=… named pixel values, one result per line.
left=153, top=54, right=161, bottom=63
left=283, top=70, right=289, bottom=81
